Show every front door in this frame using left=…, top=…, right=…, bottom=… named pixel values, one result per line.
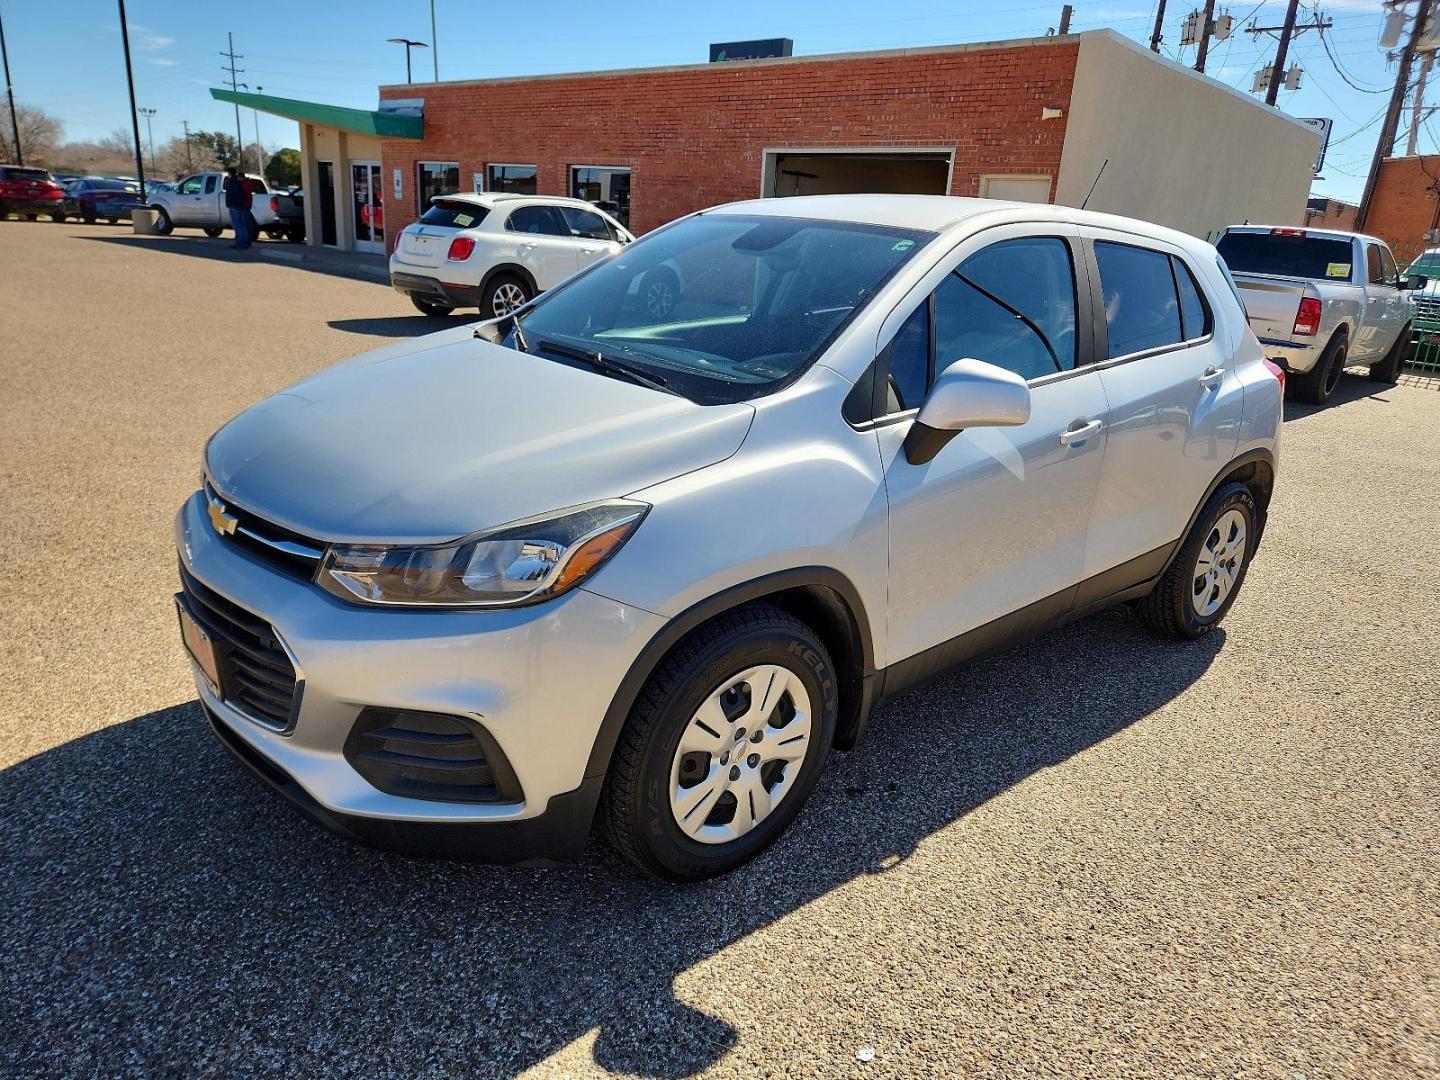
left=1080, top=230, right=1242, bottom=576
left=880, top=227, right=1109, bottom=663
left=317, top=161, right=337, bottom=247
left=173, top=174, right=205, bottom=224
left=350, top=162, right=384, bottom=254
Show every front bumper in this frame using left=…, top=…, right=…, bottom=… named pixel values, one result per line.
left=1257, top=338, right=1322, bottom=374
left=390, top=269, right=485, bottom=308
left=176, top=491, right=665, bottom=862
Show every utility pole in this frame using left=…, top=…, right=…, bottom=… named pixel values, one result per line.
left=1357, top=0, right=1434, bottom=229
left=139, top=106, right=156, bottom=173
left=1265, top=0, right=1300, bottom=105
left=1058, top=4, right=1073, bottom=34
left=1194, top=0, right=1217, bottom=72
left=430, top=0, right=439, bottom=80
left=1408, top=51, right=1434, bottom=155
left=252, top=85, right=265, bottom=176
left=221, top=32, right=245, bottom=171
left=1151, top=0, right=1168, bottom=51
left=181, top=119, right=193, bottom=171
left=1, top=3, right=23, bottom=165
left=117, top=0, right=146, bottom=198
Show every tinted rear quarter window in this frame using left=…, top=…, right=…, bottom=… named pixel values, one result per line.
left=1094, top=242, right=1182, bottom=358
left=1215, top=232, right=1354, bottom=281
left=420, top=201, right=489, bottom=229
left=1172, top=257, right=1210, bottom=340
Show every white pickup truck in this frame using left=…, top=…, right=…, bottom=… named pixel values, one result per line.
left=1214, top=226, right=1425, bottom=405
left=147, top=172, right=298, bottom=241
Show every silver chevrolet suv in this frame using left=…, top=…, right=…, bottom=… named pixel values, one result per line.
left=177, top=195, right=1282, bottom=880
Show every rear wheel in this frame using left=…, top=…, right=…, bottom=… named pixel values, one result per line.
left=410, top=295, right=455, bottom=318
left=50, top=209, right=65, bottom=222
left=152, top=207, right=173, bottom=235
left=1135, top=481, right=1257, bottom=640
left=601, top=603, right=837, bottom=880
left=484, top=273, right=532, bottom=319
left=202, top=225, right=224, bottom=238
left=1367, top=326, right=1410, bottom=384
left=286, top=227, right=305, bottom=243
left=1291, top=334, right=1346, bottom=405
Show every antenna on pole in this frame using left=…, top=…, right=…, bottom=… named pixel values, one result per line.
left=1081, top=159, right=1108, bottom=210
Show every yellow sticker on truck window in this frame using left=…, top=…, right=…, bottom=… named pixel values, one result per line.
left=1326, top=262, right=1351, bottom=278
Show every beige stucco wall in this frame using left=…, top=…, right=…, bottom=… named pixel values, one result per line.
left=298, top=127, right=383, bottom=250
left=1055, top=32, right=1320, bottom=239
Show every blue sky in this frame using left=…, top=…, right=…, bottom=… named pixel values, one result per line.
left=0, top=0, right=1416, bottom=201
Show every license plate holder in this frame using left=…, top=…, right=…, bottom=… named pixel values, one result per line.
left=176, top=597, right=224, bottom=697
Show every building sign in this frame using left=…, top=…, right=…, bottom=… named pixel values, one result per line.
left=473, top=171, right=484, bottom=194
left=1300, top=118, right=1333, bottom=176
left=393, top=168, right=403, bottom=200
left=709, top=38, right=793, bottom=62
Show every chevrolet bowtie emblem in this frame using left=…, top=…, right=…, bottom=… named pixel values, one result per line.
left=208, top=498, right=239, bottom=537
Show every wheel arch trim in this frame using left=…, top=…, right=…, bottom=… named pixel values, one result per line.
left=479, top=263, right=538, bottom=302
left=1160, top=448, right=1275, bottom=577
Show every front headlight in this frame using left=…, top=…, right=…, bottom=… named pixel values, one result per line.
left=318, top=500, right=648, bottom=608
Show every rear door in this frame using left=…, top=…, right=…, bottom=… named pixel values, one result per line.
left=504, top=205, right=581, bottom=288
left=1080, top=230, right=1243, bottom=577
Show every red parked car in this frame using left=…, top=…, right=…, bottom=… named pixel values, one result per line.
left=0, top=165, right=66, bottom=220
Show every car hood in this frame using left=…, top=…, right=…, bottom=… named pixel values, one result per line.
left=205, top=327, right=755, bottom=544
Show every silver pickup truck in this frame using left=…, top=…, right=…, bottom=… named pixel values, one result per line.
left=147, top=172, right=300, bottom=242
left=1214, top=226, right=1424, bottom=404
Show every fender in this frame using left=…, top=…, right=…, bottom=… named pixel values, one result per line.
left=479, top=263, right=539, bottom=302
left=581, top=566, right=876, bottom=784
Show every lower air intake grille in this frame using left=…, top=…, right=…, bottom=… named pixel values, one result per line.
left=343, top=708, right=523, bottom=804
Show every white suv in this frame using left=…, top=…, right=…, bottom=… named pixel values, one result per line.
left=181, top=195, right=1282, bottom=880
left=389, top=193, right=634, bottom=319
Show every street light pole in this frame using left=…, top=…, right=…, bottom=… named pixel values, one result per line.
left=430, top=0, right=439, bottom=80
left=387, top=38, right=428, bottom=84
left=252, top=85, right=265, bottom=177
left=1, top=3, right=24, bottom=165
left=139, top=106, right=156, bottom=173
left=117, top=0, right=147, bottom=199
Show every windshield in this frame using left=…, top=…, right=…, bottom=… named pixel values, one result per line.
left=1406, top=252, right=1440, bottom=277
left=1215, top=231, right=1355, bottom=281
left=511, top=213, right=932, bottom=404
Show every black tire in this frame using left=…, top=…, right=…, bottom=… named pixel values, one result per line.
left=1366, top=326, right=1410, bottom=384
left=82, top=213, right=96, bottom=224
left=1290, top=333, right=1346, bottom=405
left=600, top=602, right=838, bottom=881
left=25, top=213, right=37, bottom=221
left=202, top=225, right=224, bottom=238
left=1134, top=481, right=1258, bottom=640
left=410, top=295, right=455, bottom=317
left=483, top=272, right=532, bottom=319
left=50, top=209, right=65, bottom=222
left=639, top=266, right=681, bottom=319
left=286, top=228, right=305, bottom=243
left=152, top=207, right=173, bottom=235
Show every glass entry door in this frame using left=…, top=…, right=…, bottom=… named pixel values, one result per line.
left=351, top=162, right=384, bottom=253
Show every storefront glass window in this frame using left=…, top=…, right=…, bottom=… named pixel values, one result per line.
left=417, top=162, right=460, bottom=211
left=488, top=164, right=538, bottom=195
left=570, top=166, right=630, bottom=227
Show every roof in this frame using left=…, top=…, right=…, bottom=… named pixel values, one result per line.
left=430, top=192, right=601, bottom=211
left=208, top=89, right=423, bottom=139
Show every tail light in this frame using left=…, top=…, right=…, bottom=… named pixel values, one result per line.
left=1262, top=357, right=1286, bottom=393
left=270, top=196, right=279, bottom=213
left=1270, top=227, right=1306, bottom=237
left=447, top=236, right=475, bottom=261
left=1293, top=296, right=1322, bottom=336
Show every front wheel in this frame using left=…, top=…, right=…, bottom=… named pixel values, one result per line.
left=152, top=207, right=173, bottom=235
left=1290, top=334, right=1346, bottom=405
left=410, top=295, right=455, bottom=318
left=484, top=272, right=532, bottom=319
left=601, top=603, right=837, bottom=880
left=1134, top=481, right=1257, bottom=640
left=1367, top=326, right=1410, bottom=384
left=202, top=225, right=224, bottom=238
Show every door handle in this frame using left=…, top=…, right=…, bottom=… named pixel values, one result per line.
left=1059, top=419, right=1103, bottom=445
left=580, top=246, right=598, bottom=254
left=1198, top=366, right=1225, bottom=390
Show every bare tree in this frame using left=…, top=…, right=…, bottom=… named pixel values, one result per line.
left=97, top=127, right=136, bottom=159
left=0, top=102, right=62, bottom=165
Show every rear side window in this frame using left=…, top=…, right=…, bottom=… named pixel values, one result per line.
left=1, top=166, right=50, bottom=182
left=1172, top=257, right=1210, bottom=340
left=419, top=201, right=489, bottom=229
left=204, top=176, right=217, bottom=195
left=506, top=205, right=567, bottom=236
left=1366, top=245, right=1384, bottom=285
left=1094, top=242, right=1182, bottom=358
left=1215, top=231, right=1353, bottom=280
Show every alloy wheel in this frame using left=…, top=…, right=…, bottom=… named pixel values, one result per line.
left=1192, top=507, right=1247, bottom=617
left=492, top=282, right=527, bottom=317
left=669, top=663, right=812, bottom=845
left=644, top=278, right=675, bottom=318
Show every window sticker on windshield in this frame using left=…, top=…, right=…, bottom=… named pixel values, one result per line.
left=1326, top=262, right=1351, bottom=278
left=892, top=239, right=915, bottom=252
left=454, top=213, right=475, bottom=227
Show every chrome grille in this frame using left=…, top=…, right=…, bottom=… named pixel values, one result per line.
left=204, top=481, right=325, bottom=578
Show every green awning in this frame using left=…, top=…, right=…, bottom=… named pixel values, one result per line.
left=209, top=88, right=423, bottom=139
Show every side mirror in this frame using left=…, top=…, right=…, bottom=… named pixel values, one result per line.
left=904, top=358, right=1032, bottom=465
left=1403, top=275, right=1428, bottom=291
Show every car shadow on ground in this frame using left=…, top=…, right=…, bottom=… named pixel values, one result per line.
left=78, top=233, right=390, bottom=288
left=1283, top=371, right=1397, bottom=422
left=2, top=608, right=1223, bottom=1078
left=328, top=314, right=477, bottom=338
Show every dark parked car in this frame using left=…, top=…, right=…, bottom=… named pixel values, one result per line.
left=0, top=165, right=65, bottom=220
left=60, top=177, right=145, bottom=224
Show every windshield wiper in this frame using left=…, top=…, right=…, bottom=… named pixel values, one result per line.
left=510, top=315, right=531, bottom=354
left=536, top=338, right=675, bottom=394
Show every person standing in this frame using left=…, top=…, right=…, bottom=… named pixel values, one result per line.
left=223, top=167, right=253, bottom=249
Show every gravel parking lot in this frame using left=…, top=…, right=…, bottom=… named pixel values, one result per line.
left=2, top=221, right=1437, bottom=1079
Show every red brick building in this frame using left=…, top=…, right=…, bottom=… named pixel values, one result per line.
left=1360, top=155, right=1440, bottom=253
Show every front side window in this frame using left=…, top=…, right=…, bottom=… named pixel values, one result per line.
left=512, top=213, right=931, bottom=405
left=178, top=176, right=201, bottom=195
left=417, top=162, right=460, bottom=212
left=560, top=206, right=612, bottom=241
left=506, top=205, right=567, bottom=236
left=488, top=164, right=537, bottom=195
left=1094, top=241, right=1182, bottom=358
left=1379, top=246, right=1400, bottom=287
left=571, top=166, right=630, bottom=227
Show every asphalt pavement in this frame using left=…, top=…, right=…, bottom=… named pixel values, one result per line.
left=2, top=222, right=1437, bottom=1079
